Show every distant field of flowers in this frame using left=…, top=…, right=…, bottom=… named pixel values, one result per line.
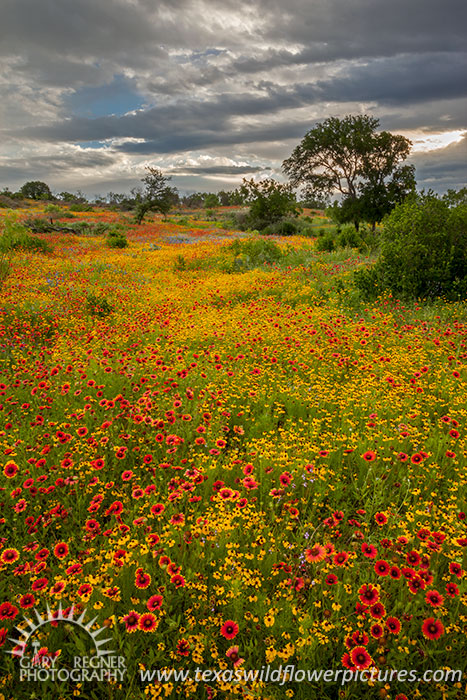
left=0, top=204, right=466, bottom=699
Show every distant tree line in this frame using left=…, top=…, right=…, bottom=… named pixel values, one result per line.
left=2, top=112, right=466, bottom=234
left=0, top=181, right=249, bottom=209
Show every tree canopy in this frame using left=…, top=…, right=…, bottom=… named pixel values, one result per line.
left=134, top=167, right=178, bottom=224
left=240, top=178, right=299, bottom=229
left=20, top=181, right=53, bottom=201
left=282, top=115, right=415, bottom=229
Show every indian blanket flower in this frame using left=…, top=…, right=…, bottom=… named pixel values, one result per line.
left=221, top=620, right=239, bottom=640
left=305, top=545, right=326, bottom=563
left=138, top=613, right=158, bottom=632
left=422, top=618, right=444, bottom=640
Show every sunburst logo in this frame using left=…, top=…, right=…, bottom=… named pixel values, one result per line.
left=7, top=603, right=114, bottom=660
left=5, top=604, right=126, bottom=683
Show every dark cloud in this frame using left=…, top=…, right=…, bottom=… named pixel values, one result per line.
left=0, top=0, right=466, bottom=192
left=255, top=0, right=467, bottom=53
left=411, top=135, right=467, bottom=191
left=13, top=51, right=467, bottom=155
left=313, top=53, right=467, bottom=106
left=0, top=150, right=117, bottom=186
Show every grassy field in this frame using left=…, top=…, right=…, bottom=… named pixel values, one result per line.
left=0, top=205, right=466, bottom=699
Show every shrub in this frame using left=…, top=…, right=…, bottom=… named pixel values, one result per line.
left=316, top=234, right=335, bottom=252
left=336, top=223, right=362, bottom=249
left=222, top=238, right=283, bottom=272
left=261, top=218, right=312, bottom=236
left=0, top=194, right=22, bottom=209
left=355, top=194, right=467, bottom=300
left=231, top=211, right=251, bottom=231
left=23, top=216, right=54, bottom=233
left=1, top=214, right=52, bottom=254
left=240, top=178, right=300, bottom=231
left=173, top=254, right=186, bottom=271
left=72, top=221, right=115, bottom=237
left=12, top=236, right=52, bottom=254
left=44, top=204, right=62, bottom=215
left=106, top=230, right=128, bottom=248
left=86, top=293, right=113, bottom=318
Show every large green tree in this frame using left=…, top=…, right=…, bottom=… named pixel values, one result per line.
left=282, top=115, right=415, bottom=230
left=20, top=180, right=53, bottom=201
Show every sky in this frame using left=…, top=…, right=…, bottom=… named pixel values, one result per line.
left=0, top=0, right=466, bottom=198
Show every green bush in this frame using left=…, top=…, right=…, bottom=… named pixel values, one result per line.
left=12, top=236, right=52, bottom=253
left=231, top=212, right=252, bottom=231
left=355, top=194, right=467, bottom=300
left=336, top=223, right=362, bottom=249
left=44, top=204, right=62, bottom=215
left=173, top=254, right=187, bottom=271
left=106, top=230, right=128, bottom=248
left=261, top=218, right=313, bottom=236
left=23, top=216, right=54, bottom=233
left=221, top=238, right=283, bottom=272
left=71, top=221, right=115, bottom=236
left=316, top=234, right=335, bottom=252
left=86, top=293, right=113, bottom=317
left=1, top=214, right=52, bottom=254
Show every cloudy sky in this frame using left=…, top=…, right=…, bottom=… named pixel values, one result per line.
left=1, top=0, right=466, bottom=197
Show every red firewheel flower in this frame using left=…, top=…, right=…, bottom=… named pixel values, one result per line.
left=369, top=602, right=386, bottom=620
left=362, top=451, right=376, bottom=462
left=135, top=569, right=151, bottom=589
left=171, top=574, right=185, bottom=588
left=425, top=590, right=444, bottom=607
left=361, top=543, right=377, bottom=559
left=221, top=620, right=239, bottom=640
left=176, top=639, right=190, bottom=656
left=358, top=584, right=379, bottom=606
left=350, top=646, right=373, bottom=670
left=374, top=512, right=388, bottom=525
left=445, top=582, right=459, bottom=598
left=138, top=613, right=158, bottom=632
left=1, top=549, right=19, bottom=564
left=53, top=542, right=69, bottom=559
left=422, top=617, right=444, bottom=640
left=3, top=462, right=18, bottom=478
left=370, top=623, right=384, bottom=639
left=386, top=617, right=401, bottom=635
left=333, top=552, right=349, bottom=566
left=147, top=595, right=163, bottom=611
left=374, top=560, right=390, bottom=576
left=449, top=562, right=463, bottom=578
left=305, top=545, right=326, bottom=563
left=19, top=594, right=35, bottom=609
left=123, top=611, right=140, bottom=633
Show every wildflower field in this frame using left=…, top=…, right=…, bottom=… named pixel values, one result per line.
left=0, top=206, right=466, bottom=700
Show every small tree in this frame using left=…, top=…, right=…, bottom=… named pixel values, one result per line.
left=20, top=181, right=53, bottom=201
left=134, top=168, right=178, bottom=224
left=240, top=178, right=299, bottom=230
left=204, top=193, right=220, bottom=209
left=58, top=191, right=87, bottom=204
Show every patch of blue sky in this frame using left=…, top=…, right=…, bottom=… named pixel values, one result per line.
left=67, top=74, right=143, bottom=118
left=76, top=141, right=107, bottom=149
